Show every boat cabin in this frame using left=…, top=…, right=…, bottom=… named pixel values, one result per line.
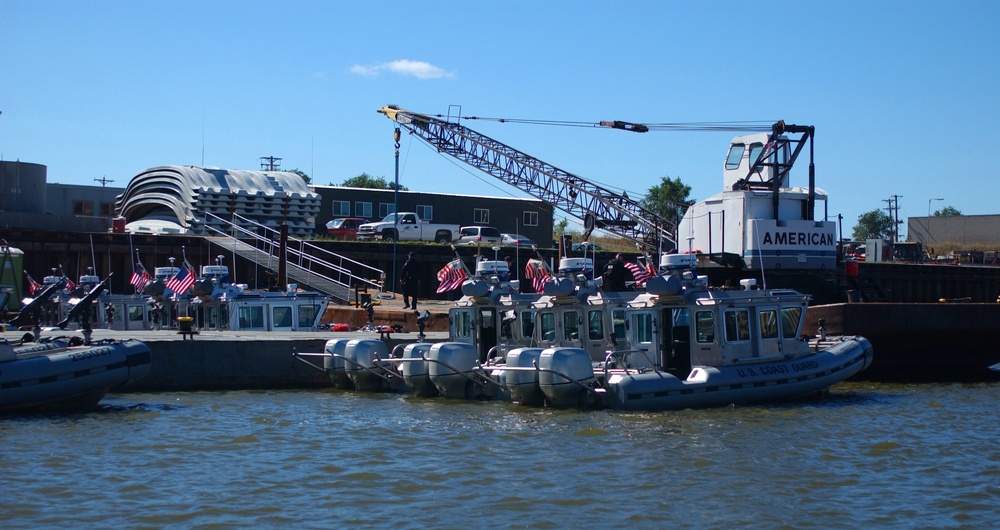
left=623, top=277, right=811, bottom=377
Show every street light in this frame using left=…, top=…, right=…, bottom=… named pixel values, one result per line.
left=928, top=198, right=944, bottom=217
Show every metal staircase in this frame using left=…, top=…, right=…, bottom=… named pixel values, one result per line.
left=203, top=213, right=383, bottom=305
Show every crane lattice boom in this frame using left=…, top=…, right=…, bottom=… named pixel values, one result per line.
left=378, top=106, right=675, bottom=250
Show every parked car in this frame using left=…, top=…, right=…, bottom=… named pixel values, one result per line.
left=501, top=233, right=537, bottom=248
left=572, top=242, right=605, bottom=253
left=458, top=226, right=503, bottom=246
left=325, top=217, right=366, bottom=239
left=356, top=212, right=460, bottom=243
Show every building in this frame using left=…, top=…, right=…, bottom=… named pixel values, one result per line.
left=116, top=165, right=321, bottom=236
left=311, top=185, right=554, bottom=246
left=0, top=161, right=121, bottom=232
left=907, top=215, right=1000, bottom=247
left=2, top=160, right=556, bottom=246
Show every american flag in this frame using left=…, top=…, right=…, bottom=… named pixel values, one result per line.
left=624, top=262, right=656, bottom=285
left=436, top=258, right=468, bottom=293
left=524, top=259, right=551, bottom=293
left=130, top=268, right=152, bottom=292
left=26, top=273, right=42, bottom=295
left=165, top=265, right=195, bottom=294
left=63, top=278, right=76, bottom=291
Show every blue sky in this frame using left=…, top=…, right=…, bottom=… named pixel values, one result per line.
left=3, top=1, right=998, bottom=237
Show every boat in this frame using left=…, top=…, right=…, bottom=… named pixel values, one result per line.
left=0, top=336, right=152, bottom=412
left=176, top=265, right=330, bottom=332
left=295, top=250, right=873, bottom=410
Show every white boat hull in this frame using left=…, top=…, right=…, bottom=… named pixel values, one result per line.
left=605, top=336, right=873, bottom=411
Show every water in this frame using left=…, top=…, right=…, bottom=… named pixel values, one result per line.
left=2, top=383, right=998, bottom=529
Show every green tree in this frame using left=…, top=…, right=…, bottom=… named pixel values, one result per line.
left=342, top=172, right=409, bottom=191
left=640, top=176, right=694, bottom=224
left=554, top=218, right=569, bottom=237
left=286, top=168, right=310, bottom=184
left=933, top=206, right=962, bottom=216
left=852, top=209, right=894, bottom=240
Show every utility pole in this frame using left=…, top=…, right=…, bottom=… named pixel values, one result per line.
left=259, top=156, right=282, bottom=171
left=883, top=195, right=903, bottom=242
left=94, top=176, right=114, bottom=187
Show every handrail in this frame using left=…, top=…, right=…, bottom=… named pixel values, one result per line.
left=202, top=211, right=384, bottom=295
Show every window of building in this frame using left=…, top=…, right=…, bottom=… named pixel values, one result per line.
left=355, top=202, right=372, bottom=218
left=379, top=203, right=396, bottom=218
left=474, top=208, right=490, bottom=224
left=73, top=201, right=94, bottom=216
left=522, top=211, right=539, bottom=227
left=332, top=200, right=350, bottom=216
left=100, top=203, right=114, bottom=216
left=416, top=205, right=432, bottom=220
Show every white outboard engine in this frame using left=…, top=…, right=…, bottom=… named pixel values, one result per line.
left=344, top=339, right=389, bottom=391
left=401, top=342, right=437, bottom=397
left=538, top=347, right=596, bottom=408
left=322, top=338, right=353, bottom=389
left=505, top=347, right=544, bottom=406
left=427, top=342, right=480, bottom=399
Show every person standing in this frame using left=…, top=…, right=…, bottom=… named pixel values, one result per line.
left=401, top=252, right=420, bottom=309
left=603, top=253, right=627, bottom=291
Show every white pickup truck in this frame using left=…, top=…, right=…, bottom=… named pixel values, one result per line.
left=356, top=212, right=461, bottom=243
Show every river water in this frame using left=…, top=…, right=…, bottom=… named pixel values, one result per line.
left=2, top=382, right=998, bottom=529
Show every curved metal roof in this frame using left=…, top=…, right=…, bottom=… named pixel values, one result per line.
left=116, top=166, right=320, bottom=236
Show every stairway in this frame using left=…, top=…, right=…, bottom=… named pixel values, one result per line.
left=205, top=236, right=354, bottom=304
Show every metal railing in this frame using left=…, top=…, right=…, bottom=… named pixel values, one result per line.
left=202, top=212, right=383, bottom=301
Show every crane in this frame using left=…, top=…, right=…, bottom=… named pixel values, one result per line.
left=377, top=105, right=676, bottom=251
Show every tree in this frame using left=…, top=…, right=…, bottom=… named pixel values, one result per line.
left=933, top=206, right=962, bottom=217
left=852, top=209, right=894, bottom=241
left=640, top=176, right=694, bottom=224
left=286, top=168, right=310, bottom=184
left=341, top=172, right=409, bottom=191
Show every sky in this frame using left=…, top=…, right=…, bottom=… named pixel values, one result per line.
left=2, top=1, right=998, bottom=238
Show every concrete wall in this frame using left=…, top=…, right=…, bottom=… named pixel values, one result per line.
left=908, top=215, right=1000, bottom=247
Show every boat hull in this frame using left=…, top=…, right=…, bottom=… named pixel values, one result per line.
left=0, top=339, right=153, bottom=412
left=606, top=336, right=873, bottom=411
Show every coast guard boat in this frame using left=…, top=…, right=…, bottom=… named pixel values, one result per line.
left=296, top=251, right=872, bottom=410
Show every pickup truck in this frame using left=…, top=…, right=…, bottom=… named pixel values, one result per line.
left=356, top=212, right=460, bottom=243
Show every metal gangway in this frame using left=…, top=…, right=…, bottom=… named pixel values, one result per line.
left=202, top=212, right=383, bottom=304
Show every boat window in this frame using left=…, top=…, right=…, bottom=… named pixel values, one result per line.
left=518, top=310, right=535, bottom=341
left=273, top=306, right=293, bottom=328
left=780, top=307, right=802, bottom=338
left=612, top=308, right=626, bottom=338
left=563, top=310, right=580, bottom=341
left=725, top=143, right=745, bottom=170
left=298, top=304, right=319, bottom=328
left=631, top=313, right=653, bottom=345
left=540, top=312, right=556, bottom=342
left=748, top=142, right=764, bottom=167
left=127, top=304, right=144, bottom=322
left=759, top=309, right=778, bottom=339
left=238, top=306, right=265, bottom=329
left=695, top=310, right=715, bottom=343
left=587, top=309, right=604, bottom=341
left=453, top=311, right=472, bottom=339
left=724, top=309, right=751, bottom=342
